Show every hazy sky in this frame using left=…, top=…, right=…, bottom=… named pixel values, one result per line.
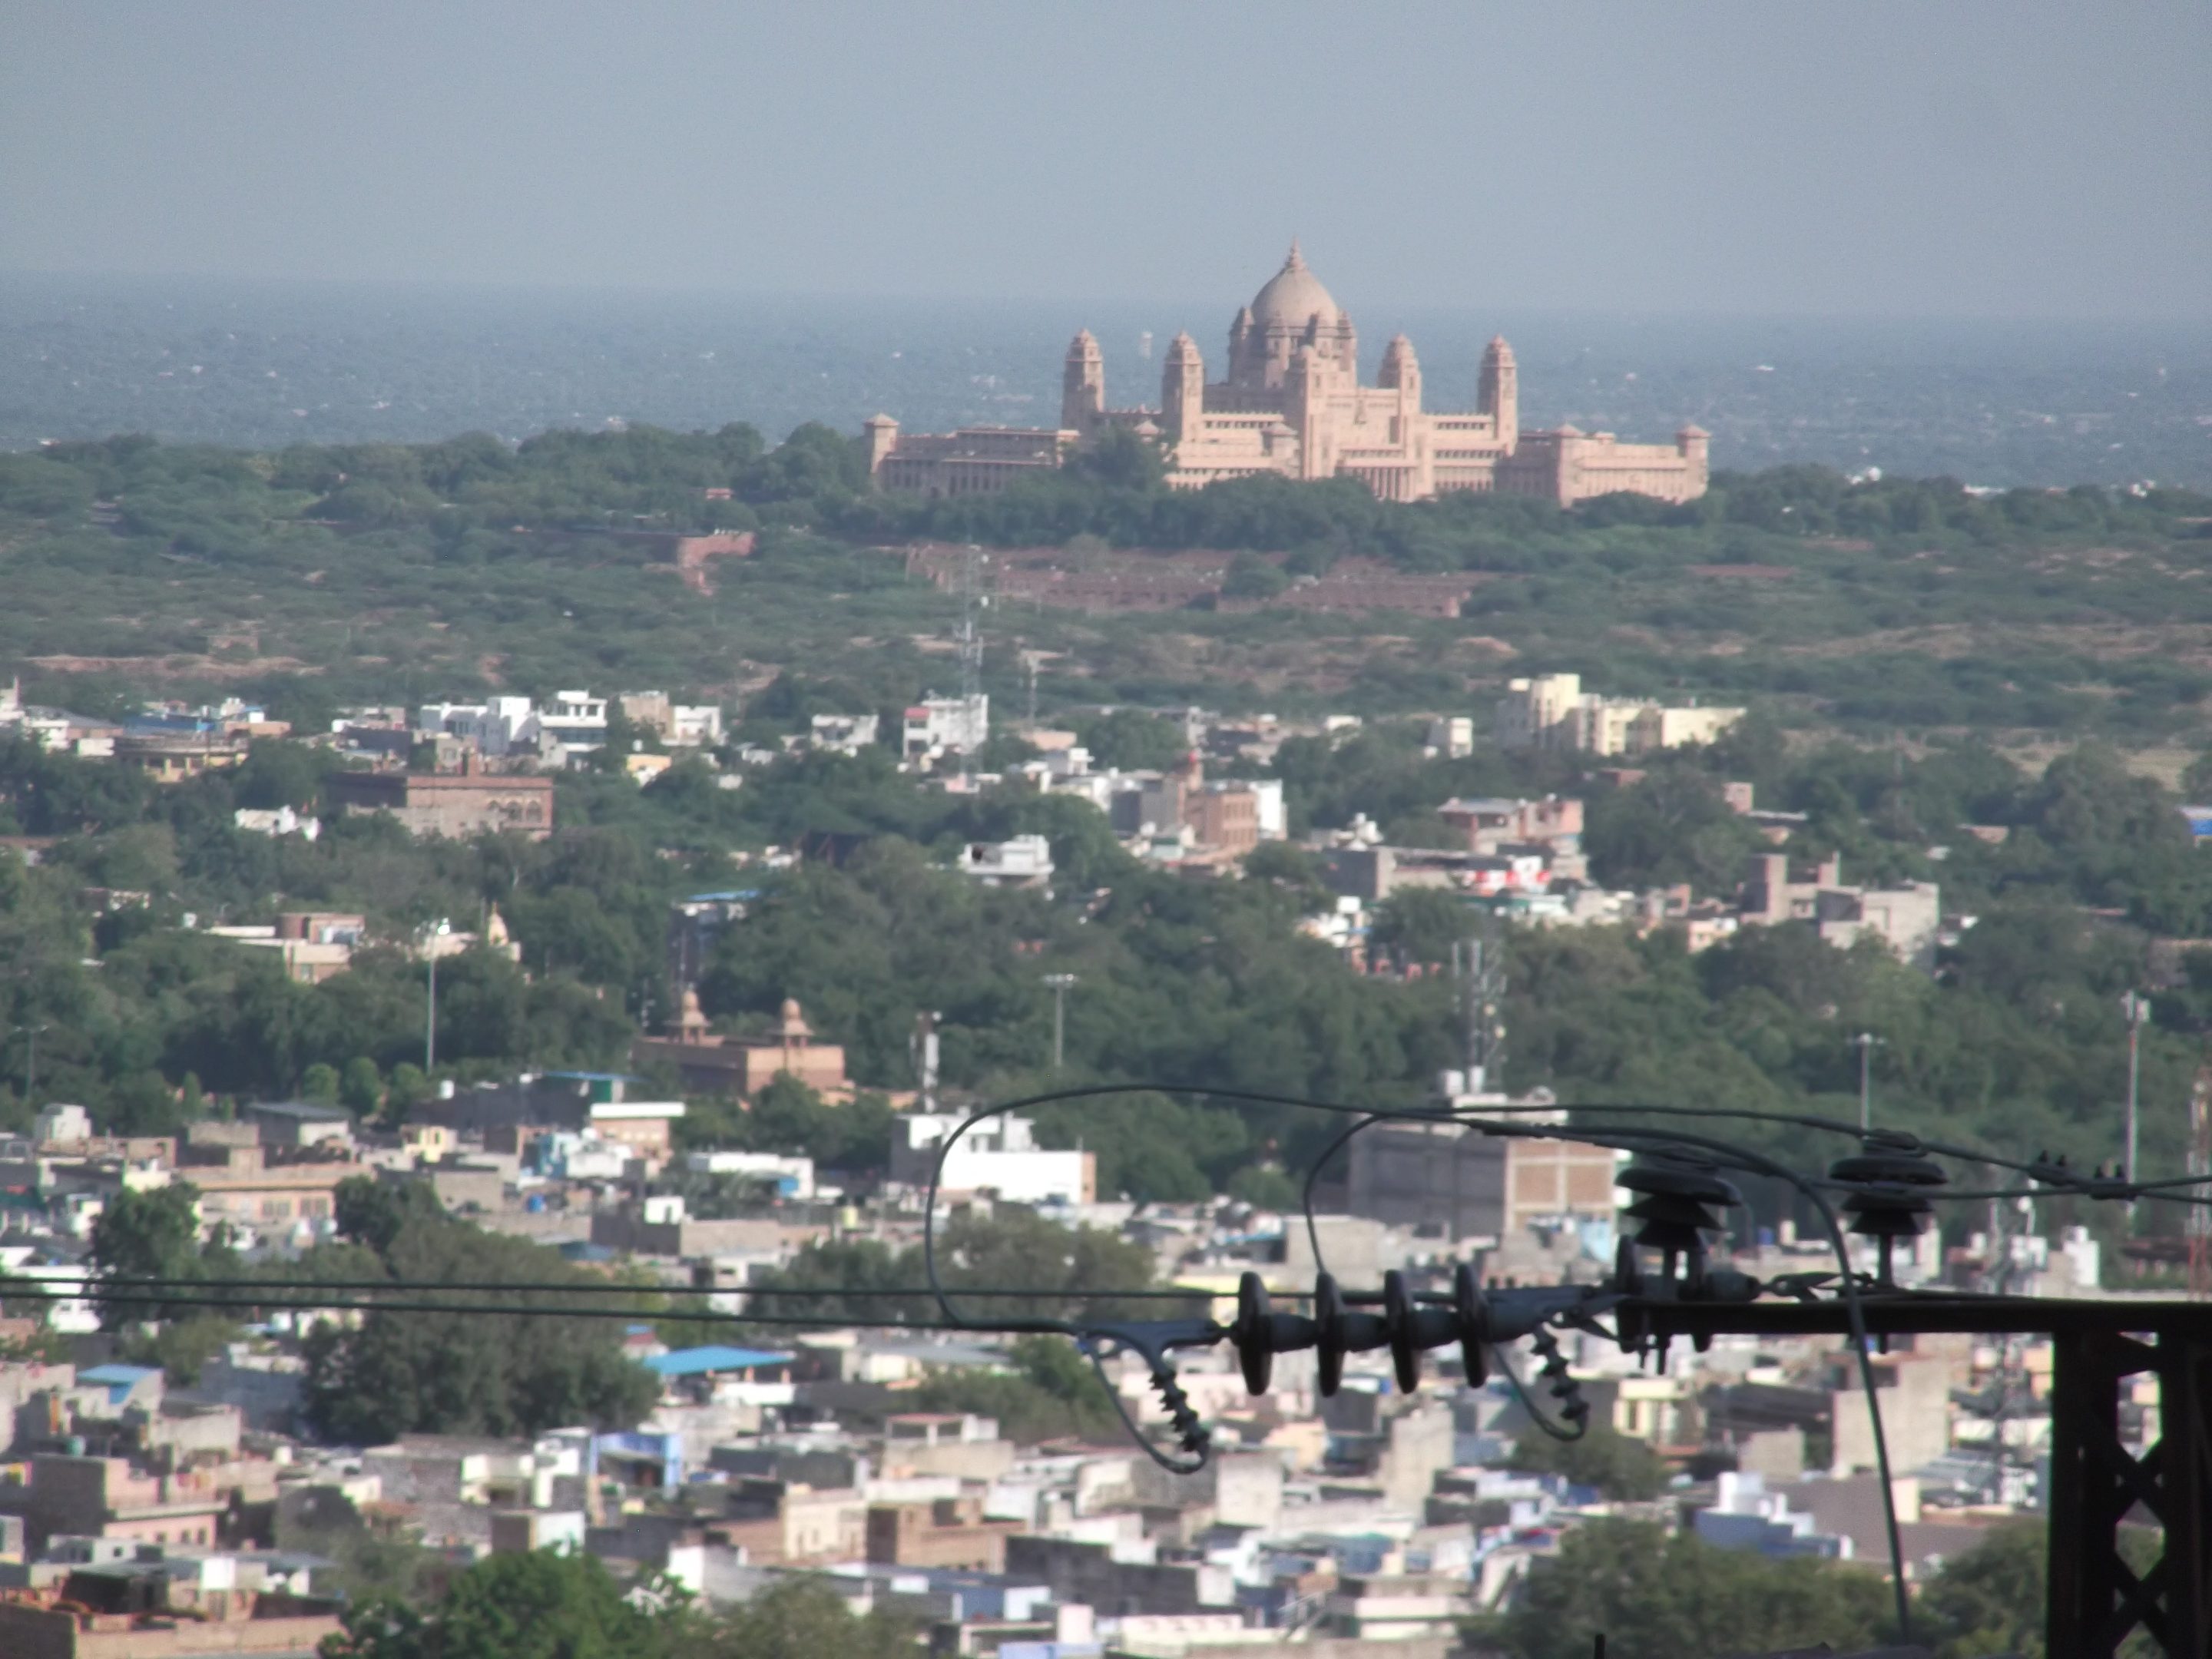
left=3, top=1, right=2206, bottom=320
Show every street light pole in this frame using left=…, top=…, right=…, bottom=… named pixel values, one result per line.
left=422, top=919, right=451, bottom=1074
left=2121, top=990, right=2148, bottom=1223
left=1043, top=973, right=1078, bottom=1071
left=1852, top=1032, right=1885, bottom=1132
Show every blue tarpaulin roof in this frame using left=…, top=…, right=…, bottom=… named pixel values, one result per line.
left=642, top=1346, right=793, bottom=1377
left=78, top=1363, right=162, bottom=1403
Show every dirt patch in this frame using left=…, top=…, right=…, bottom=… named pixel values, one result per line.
left=2124, top=745, right=2200, bottom=789
left=1773, top=623, right=2212, bottom=664
left=27, top=654, right=319, bottom=680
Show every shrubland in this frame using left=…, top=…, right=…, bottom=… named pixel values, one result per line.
left=2, top=429, right=2208, bottom=738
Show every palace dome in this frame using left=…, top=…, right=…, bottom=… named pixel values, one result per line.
left=1250, top=240, right=1340, bottom=331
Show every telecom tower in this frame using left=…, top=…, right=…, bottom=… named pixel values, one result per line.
left=1448, top=932, right=1507, bottom=1098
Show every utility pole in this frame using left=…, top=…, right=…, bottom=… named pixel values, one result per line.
left=2120, top=991, right=2148, bottom=1224
left=421, top=918, right=451, bottom=1073
left=1020, top=647, right=1041, bottom=733
left=1852, top=1032, right=1885, bottom=1132
left=1043, top=973, right=1078, bottom=1071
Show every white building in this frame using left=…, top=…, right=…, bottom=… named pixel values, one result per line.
left=1246, top=777, right=1288, bottom=839
left=958, top=834, right=1055, bottom=890
left=1694, top=1472, right=1851, bottom=1560
left=1, top=680, right=116, bottom=757
left=34, top=1104, right=95, bottom=1146
left=903, top=694, right=988, bottom=760
left=526, top=1130, right=634, bottom=1182
left=669, top=704, right=724, bottom=747
left=1495, top=672, right=1743, bottom=757
left=414, top=696, right=541, bottom=757
left=536, top=690, right=610, bottom=764
left=810, top=713, right=881, bottom=754
left=686, top=1149, right=816, bottom=1200
left=233, top=805, right=322, bottom=840
left=1426, top=716, right=1474, bottom=758
left=890, top=1112, right=1094, bottom=1207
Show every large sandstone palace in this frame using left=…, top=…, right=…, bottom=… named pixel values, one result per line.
left=863, top=243, right=1709, bottom=507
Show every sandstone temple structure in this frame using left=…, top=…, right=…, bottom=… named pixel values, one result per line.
left=863, top=243, right=1709, bottom=508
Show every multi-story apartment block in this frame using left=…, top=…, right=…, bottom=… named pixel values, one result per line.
left=903, top=694, right=989, bottom=759
left=535, top=690, right=609, bottom=763
left=1495, top=673, right=1743, bottom=757
left=1436, top=796, right=1584, bottom=856
left=1739, top=853, right=1942, bottom=971
left=415, top=696, right=541, bottom=757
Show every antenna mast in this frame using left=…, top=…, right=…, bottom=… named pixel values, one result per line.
left=1459, top=929, right=1507, bottom=1095
left=1020, top=647, right=1041, bottom=733
left=956, top=545, right=985, bottom=779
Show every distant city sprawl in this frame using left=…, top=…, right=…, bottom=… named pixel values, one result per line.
left=0, top=422, right=2207, bottom=1659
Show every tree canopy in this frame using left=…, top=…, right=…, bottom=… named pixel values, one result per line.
left=1475, top=1517, right=1893, bottom=1659
left=1505, top=1422, right=1670, bottom=1502
left=299, top=1178, right=658, bottom=1443
left=322, top=1555, right=912, bottom=1659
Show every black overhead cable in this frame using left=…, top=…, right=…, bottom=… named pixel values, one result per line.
left=0, top=1281, right=1036, bottom=1331
left=3, top=1275, right=1229, bottom=1302
left=919, top=1083, right=1932, bottom=1639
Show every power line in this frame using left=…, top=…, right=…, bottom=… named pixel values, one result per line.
left=18, top=1079, right=2207, bottom=1651
left=0, top=1282, right=1057, bottom=1332
left=920, top=1083, right=1925, bottom=1637
left=4, top=1275, right=1225, bottom=1303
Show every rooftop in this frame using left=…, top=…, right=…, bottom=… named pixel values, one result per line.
left=79, top=1363, right=164, bottom=1386
left=78, top=1363, right=163, bottom=1403
left=643, top=1346, right=795, bottom=1378
left=243, top=1100, right=354, bottom=1123
left=1250, top=240, right=1341, bottom=329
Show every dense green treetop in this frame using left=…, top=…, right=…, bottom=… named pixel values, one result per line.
left=322, top=1558, right=912, bottom=1659
left=2, top=430, right=2209, bottom=740
left=320, top=1550, right=678, bottom=1659
left=1473, top=1517, right=1892, bottom=1659
left=65, top=1176, right=657, bottom=1437
left=6, top=708, right=2210, bottom=1214
left=296, top=1178, right=659, bottom=1443
left=1505, top=1422, right=1670, bottom=1502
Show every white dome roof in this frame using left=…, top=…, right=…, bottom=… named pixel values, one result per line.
left=1250, top=240, right=1340, bottom=331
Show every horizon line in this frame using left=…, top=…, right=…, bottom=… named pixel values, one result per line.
left=3, top=266, right=2209, bottom=335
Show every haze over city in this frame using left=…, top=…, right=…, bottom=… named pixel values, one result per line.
left=4, top=0, right=2208, bottom=320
